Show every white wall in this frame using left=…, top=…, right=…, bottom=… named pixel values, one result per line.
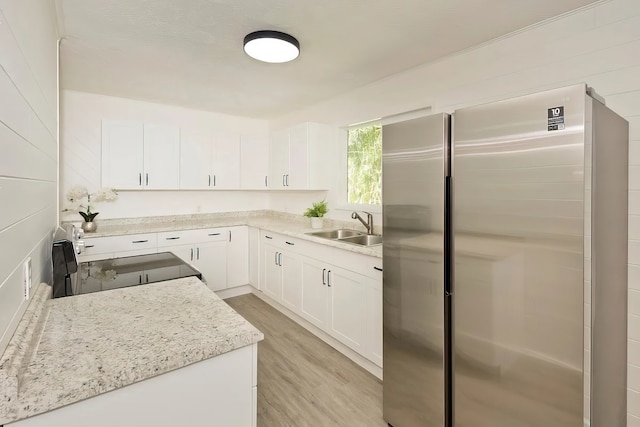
left=0, top=1, right=59, bottom=352
left=60, top=90, right=270, bottom=220
left=270, top=0, right=640, bottom=422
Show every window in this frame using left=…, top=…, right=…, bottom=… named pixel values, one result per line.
left=347, top=124, right=382, bottom=205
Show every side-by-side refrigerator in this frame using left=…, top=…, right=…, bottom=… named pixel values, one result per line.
left=382, top=84, right=628, bottom=427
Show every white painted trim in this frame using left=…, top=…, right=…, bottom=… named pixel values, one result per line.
left=250, top=286, right=383, bottom=380
left=51, top=0, right=65, bottom=39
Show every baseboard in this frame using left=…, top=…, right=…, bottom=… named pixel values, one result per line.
left=249, top=287, right=383, bottom=380
left=216, top=285, right=253, bottom=300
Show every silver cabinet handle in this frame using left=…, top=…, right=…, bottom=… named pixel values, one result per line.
left=197, top=247, right=200, bottom=260
left=277, top=252, right=282, bottom=266
left=166, top=236, right=180, bottom=240
left=191, top=248, right=194, bottom=261
left=322, top=268, right=326, bottom=285
left=229, top=230, right=231, bottom=242
left=139, top=173, right=142, bottom=186
left=265, top=176, right=268, bottom=187
left=85, top=244, right=95, bottom=248
left=274, top=252, right=278, bottom=265
left=208, top=232, right=221, bottom=236
left=208, top=175, right=211, bottom=187
left=286, top=175, right=289, bottom=186
left=373, top=266, right=383, bottom=272
left=327, top=270, right=331, bottom=287
left=285, top=241, right=294, bottom=246
left=283, top=174, right=287, bottom=187
left=265, top=235, right=273, bottom=239
left=146, top=173, right=149, bottom=186
left=213, top=175, right=216, bottom=186
left=132, top=240, right=148, bottom=244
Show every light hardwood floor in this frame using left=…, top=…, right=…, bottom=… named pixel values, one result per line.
left=225, top=293, right=387, bottom=427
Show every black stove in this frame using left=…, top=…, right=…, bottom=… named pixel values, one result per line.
left=61, top=252, right=201, bottom=298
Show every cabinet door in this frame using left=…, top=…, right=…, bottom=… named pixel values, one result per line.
left=269, top=129, right=289, bottom=188
left=196, top=241, right=228, bottom=292
left=280, top=250, right=303, bottom=314
left=367, top=272, right=383, bottom=367
left=164, top=244, right=196, bottom=266
left=261, top=244, right=282, bottom=301
left=101, top=121, right=144, bottom=189
left=227, top=227, right=249, bottom=288
left=300, top=258, right=328, bottom=329
left=248, top=227, right=260, bottom=288
left=240, top=135, right=269, bottom=189
left=180, top=129, right=213, bottom=189
left=212, top=131, right=241, bottom=189
left=143, top=124, right=180, bottom=189
left=287, top=123, right=308, bottom=189
left=327, top=266, right=368, bottom=354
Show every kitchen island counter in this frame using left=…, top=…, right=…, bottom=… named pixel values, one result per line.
left=0, top=277, right=263, bottom=425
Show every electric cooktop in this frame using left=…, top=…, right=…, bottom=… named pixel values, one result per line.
left=74, top=252, right=202, bottom=296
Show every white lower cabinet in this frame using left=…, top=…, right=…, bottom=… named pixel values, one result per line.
left=301, top=259, right=367, bottom=355
left=300, top=258, right=329, bottom=330
left=162, top=240, right=227, bottom=292
left=261, top=242, right=281, bottom=300
left=227, top=226, right=249, bottom=288
left=260, top=237, right=303, bottom=312
left=366, top=260, right=383, bottom=367
left=280, top=250, right=303, bottom=313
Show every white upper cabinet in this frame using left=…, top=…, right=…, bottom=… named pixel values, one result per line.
left=102, top=121, right=180, bottom=190
left=101, top=121, right=144, bottom=189
left=269, top=129, right=289, bottom=189
left=240, top=135, right=269, bottom=189
left=179, top=129, right=213, bottom=190
left=268, top=122, right=337, bottom=190
left=143, top=124, right=180, bottom=189
left=212, top=131, right=240, bottom=189
left=179, top=129, right=240, bottom=189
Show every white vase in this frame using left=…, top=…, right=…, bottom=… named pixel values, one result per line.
left=310, top=217, right=324, bottom=229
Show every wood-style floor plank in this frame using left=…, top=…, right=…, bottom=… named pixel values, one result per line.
left=225, top=293, right=387, bottom=427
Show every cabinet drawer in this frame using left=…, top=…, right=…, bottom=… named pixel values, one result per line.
left=157, top=228, right=227, bottom=247
left=83, top=233, right=157, bottom=256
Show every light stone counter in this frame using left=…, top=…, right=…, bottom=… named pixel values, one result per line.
left=0, top=277, right=263, bottom=425
left=73, top=210, right=383, bottom=258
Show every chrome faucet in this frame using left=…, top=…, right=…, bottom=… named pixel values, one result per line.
left=351, top=211, right=374, bottom=235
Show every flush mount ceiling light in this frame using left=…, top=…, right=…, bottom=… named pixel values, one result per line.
left=243, top=30, right=300, bottom=63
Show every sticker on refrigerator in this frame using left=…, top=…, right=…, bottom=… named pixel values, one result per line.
left=548, top=106, right=565, bottom=131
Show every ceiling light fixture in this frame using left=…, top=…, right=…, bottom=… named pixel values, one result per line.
left=243, top=30, right=300, bottom=63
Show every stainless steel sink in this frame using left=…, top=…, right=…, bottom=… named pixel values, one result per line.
left=338, top=234, right=383, bottom=246
left=308, top=229, right=364, bottom=239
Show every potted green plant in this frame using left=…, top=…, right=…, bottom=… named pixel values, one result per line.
left=304, top=200, right=328, bottom=229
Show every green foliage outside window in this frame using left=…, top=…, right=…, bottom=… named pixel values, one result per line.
left=347, top=124, right=382, bottom=205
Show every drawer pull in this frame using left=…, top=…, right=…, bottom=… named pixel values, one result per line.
left=132, top=240, right=149, bottom=244
left=285, top=241, right=294, bottom=246
left=85, top=245, right=95, bottom=248
left=322, top=268, right=326, bottom=285
left=265, top=235, right=273, bottom=239
left=373, top=266, right=383, bottom=272
left=166, top=237, right=180, bottom=240
left=327, top=270, right=331, bottom=287
left=208, top=233, right=221, bottom=236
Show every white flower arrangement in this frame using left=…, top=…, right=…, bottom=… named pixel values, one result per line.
left=63, top=186, right=118, bottom=222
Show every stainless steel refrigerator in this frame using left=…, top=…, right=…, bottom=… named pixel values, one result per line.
left=382, top=84, right=628, bottom=427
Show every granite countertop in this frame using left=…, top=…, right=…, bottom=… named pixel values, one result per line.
left=74, top=210, right=383, bottom=258
left=0, top=277, right=263, bottom=425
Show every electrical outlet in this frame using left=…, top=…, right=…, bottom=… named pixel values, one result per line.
left=23, top=257, right=32, bottom=300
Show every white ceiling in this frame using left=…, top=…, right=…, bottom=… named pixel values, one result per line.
left=57, top=0, right=601, bottom=119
